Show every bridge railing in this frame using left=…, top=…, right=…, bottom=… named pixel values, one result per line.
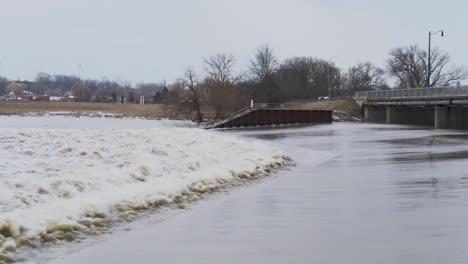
left=355, top=85, right=468, bottom=100
left=252, top=103, right=290, bottom=109
left=227, top=103, right=290, bottom=119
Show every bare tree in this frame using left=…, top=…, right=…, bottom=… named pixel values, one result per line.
left=344, top=62, right=387, bottom=93
left=203, top=53, right=236, bottom=119
left=280, top=57, right=315, bottom=99
left=0, top=76, right=8, bottom=95
left=249, top=44, right=278, bottom=80
left=279, top=57, right=340, bottom=99
left=71, top=82, right=91, bottom=101
left=182, top=67, right=203, bottom=123
left=388, top=45, right=466, bottom=88
left=162, top=81, right=192, bottom=119
left=422, top=47, right=467, bottom=87
left=30, top=73, right=52, bottom=95
left=162, top=68, right=205, bottom=121
left=247, top=45, right=282, bottom=102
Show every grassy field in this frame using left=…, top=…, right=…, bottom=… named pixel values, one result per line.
left=0, top=101, right=170, bottom=119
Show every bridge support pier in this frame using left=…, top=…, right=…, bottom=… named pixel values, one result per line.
left=386, top=107, right=398, bottom=124
left=446, top=107, right=468, bottom=129
left=364, top=106, right=386, bottom=122
left=434, top=107, right=448, bottom=129
left=384, top=107, right=435, bottom=126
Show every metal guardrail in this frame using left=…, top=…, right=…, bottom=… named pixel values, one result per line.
left=228, top=103, right=290, bottom=118
left=228, top=103, right=289, bottom=120
left=228, top=105, right=252, bottom=118
left=252, top=103, right=290, bottom=109
left=355, top=85, right=468, bottom=100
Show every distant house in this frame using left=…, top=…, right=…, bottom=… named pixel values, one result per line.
left=34, top=96, right=50, bottom=102
left=24, top=95, right=50, bottom=102
left=5, top=92, right=19, bottom=101
left=50, top=96, right=64, bottom=102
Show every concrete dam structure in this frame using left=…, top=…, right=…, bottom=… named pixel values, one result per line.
left=356, top=86, right=468, bottom=129
left=207, top=103, right=332, bottom=129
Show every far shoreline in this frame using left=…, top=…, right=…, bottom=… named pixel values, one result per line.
left=0, top=100, right=364, bottom=125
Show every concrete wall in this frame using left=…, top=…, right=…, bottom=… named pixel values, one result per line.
left=364, top=106, right=386, bottom=123
left=434, top=107, right=448, bottom=129
left=386, top=107, right=435, bottom=126
left=218, top=109, right=332, bottom=128
left=446, top=107, right=468, bottom=129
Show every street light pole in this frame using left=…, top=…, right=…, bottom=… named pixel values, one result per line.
left=427, top=30, right=444, bottom=87
left=327, top=56, right=338, bottom=98
left=428, top=31, right=431, bottom=88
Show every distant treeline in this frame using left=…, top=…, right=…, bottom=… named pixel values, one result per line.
left=163, top=44, right=466, bottom=121
left=0, top=74, right=169, bottom=103
left=0, top=43, right=466, bottom=120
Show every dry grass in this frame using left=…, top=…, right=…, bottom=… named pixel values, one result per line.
left=0, top=101, right=170, bottom=119
left=328, top=100, right=363, bottom=117
left=0, top=100, right=360, bottom=121
left=288, top=100, right=362, bottom=117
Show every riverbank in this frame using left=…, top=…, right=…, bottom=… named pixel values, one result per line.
left=0, top=100, right=363, bottom=123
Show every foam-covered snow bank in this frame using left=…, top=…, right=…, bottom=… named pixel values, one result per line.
left=0, top=126, right=289, bottom=261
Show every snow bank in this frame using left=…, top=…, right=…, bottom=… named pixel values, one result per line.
left=0, top=126, right=288, bottom=258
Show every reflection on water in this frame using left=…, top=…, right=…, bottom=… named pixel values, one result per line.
left=395, top=177, right=468, bottom=198
left=390, top=150, right=468, bottom=163
left=252, top=130, right=335, bottom=140
left=46, top=123, right=468, bottom=264
left=438, top=134, right=468, bottom=140
left=227, top=123, right=468, bottom=264
left=378, top=136, right=461, bottom=146
left=367, top=126, right=431, bottom=131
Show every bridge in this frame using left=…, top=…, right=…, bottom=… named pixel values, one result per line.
left=356, top=86, right=468, bottom=129
left=207, top=103, right=332, bottom=129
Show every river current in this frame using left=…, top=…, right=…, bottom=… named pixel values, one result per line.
left=27, top=122, right=468, bottom=264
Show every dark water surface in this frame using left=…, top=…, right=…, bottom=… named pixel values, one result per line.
left=49, top=123, right=468, bottom=264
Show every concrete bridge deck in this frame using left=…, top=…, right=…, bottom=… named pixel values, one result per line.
left=356, top=86, right=468, bottom=129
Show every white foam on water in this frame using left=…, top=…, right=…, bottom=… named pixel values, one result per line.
left=0, top=115, right=192, bottom=129
left=0, top=117, right=287, bottom=259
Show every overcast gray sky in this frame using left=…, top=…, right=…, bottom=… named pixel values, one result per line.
left=1, top=0, right=467, bottom=84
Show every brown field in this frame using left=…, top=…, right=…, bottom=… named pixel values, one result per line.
left=0, top=100, right=360, bottom=121
left=0, top=101, right=172, bottom=119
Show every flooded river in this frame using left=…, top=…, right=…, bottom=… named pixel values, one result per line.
left=43, top=123, right=468, bottom=264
